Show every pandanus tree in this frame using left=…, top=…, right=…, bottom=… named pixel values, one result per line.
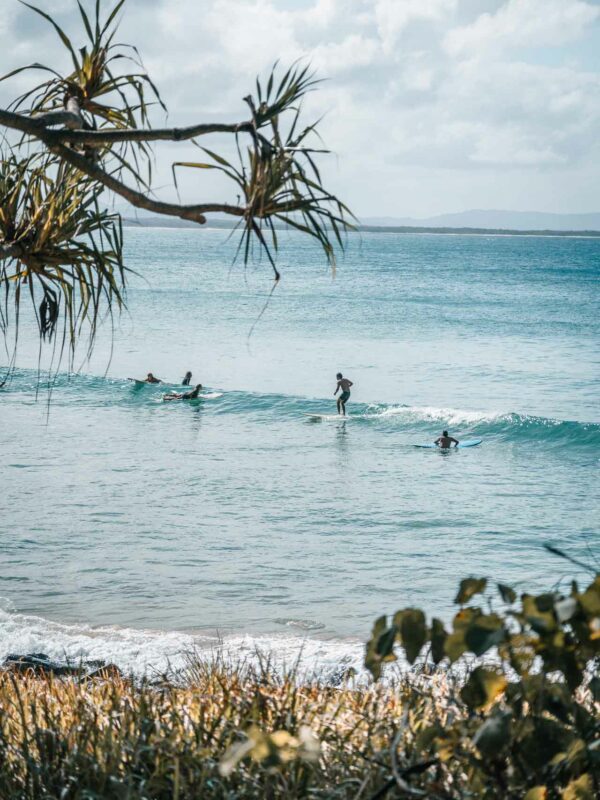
left=0, top=0, right=353, bottom=368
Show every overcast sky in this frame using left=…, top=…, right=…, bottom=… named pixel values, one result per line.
left=2, top=0, right=600, bottom=218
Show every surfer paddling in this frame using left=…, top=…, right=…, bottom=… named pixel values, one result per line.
left=164, top=383, right=203, bottom=401
left=129, top=372, right=162, bottom=384
left=334, top=372, right=353, bottom=416
left=435, top=430, right=459, bottom=448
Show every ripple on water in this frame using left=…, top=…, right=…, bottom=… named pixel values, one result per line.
left=274, top=619, right=326, bottom=631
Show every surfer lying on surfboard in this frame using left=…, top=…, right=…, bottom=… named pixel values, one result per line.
left=334, top=372, right=353, bottom=416
left=435, top=430, right=459, bottom=448
left=163, top=383, right=203, bottom=401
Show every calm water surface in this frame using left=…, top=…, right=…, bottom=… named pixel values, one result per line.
left=1, top=229, right=598, bottom=674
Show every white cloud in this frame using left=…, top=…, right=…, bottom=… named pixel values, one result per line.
left=444, top=0, right=600, bottom=57
left=311, top=34, right=380, bottom=73
left=375, top=0, right=456, bottom=53
left=1, top=0, right=599, bottom=215
left=470, top=127, right=566, bottom=166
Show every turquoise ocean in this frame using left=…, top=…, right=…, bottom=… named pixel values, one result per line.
left=1, top=228, right=598, bottom=676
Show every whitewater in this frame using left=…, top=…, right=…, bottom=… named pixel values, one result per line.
left=1, top=228, right=598, bottom=677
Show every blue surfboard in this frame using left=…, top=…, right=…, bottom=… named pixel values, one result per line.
left=414, top=439, right=482, bottom=449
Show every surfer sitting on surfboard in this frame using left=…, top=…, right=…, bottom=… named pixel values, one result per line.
left=182, top=371, right=192, bottom=386
left=164, top=383, right=203, bottom=401
left=435, top=430, right=459, bottom=448
left=334, top=372, right=353, bottom=416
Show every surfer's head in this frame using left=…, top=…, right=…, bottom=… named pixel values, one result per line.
left=336, top=372, right=343, bottom=379
left=195, top=384, right=203, bottom=390
left=184, top=371, right=192, bottom=381
left=443, top=430, right=448, bottom=437
left=147, top=373, right=154, bottom=380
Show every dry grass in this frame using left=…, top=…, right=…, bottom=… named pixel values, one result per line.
left=0, top=658, right=459, bottom=799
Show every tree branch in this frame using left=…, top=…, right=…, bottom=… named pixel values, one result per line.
left=0, top=108, right=338, bottom=227
left=33, top=110, right=84, bottom=128
left=54, top=121, right=254, bottom=145
left=0, top=107, right=53, bottom=137
left=0, top=109, right=210, bottom=224
left=48, top=139, right=211, bottom=224
left=0, top=108, right=260, bottom=224
left=0, top=243, right=23, bottom=260
left=0, top=107, right=253, bottom=145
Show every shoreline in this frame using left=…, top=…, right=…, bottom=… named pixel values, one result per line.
left=0, top=605, right=368, bottom=682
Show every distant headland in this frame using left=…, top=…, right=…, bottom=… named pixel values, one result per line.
left=122, top=215, right=600, bottom=237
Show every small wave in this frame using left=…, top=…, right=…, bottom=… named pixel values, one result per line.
left=274, top=618, right=325, bottom=631
left=0, top=609, right=364, bottom=681
left=3, top=366, right=597, bottom=446
left=370, top=404, right=502, bottom=425
left=364, top=404, right=600, bottom=445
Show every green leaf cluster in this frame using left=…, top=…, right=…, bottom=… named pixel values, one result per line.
left=4, top=0, right=163, bottom=188
left=1, top=2, right=353, bottom=366
left=0, top=0, right=155, bottom=364
left=0, top=150, right=125, bottom=357
left=174, top=62, right=354, bottom=279
left=365, top=573, right=600, bottom=798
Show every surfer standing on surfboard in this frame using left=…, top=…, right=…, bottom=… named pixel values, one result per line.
left=435, top=430, right=459, bottom=448
left=334, top=373, right=353, bottom=416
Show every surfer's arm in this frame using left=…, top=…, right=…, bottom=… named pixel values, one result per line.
left=434, top=438, right=441, bottom=446
left=334, top=381, right=341, bottom=395
left=451, top=438, right=459, bottom=446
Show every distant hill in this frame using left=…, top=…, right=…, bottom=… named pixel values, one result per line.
left=362, top=210, right=600, bottom=232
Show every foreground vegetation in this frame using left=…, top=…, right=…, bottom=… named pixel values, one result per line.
left=0, top=658, right=438, bottom=799
left=1, top=561, right=598, bottom=799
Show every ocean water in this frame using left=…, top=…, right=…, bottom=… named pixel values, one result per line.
left=1, top=228, right=599, bottom=677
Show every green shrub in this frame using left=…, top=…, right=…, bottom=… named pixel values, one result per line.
left=0, top=568, right=597, bottom=797
left=365, top=568, right=600, bottom=798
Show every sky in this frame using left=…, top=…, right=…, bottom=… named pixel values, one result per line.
left=1, top=0, right=600, bottom=218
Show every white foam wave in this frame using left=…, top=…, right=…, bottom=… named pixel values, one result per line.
left=215, top=633, right=365, bottom=679
left=0, top=609, right=204, bottom=675
left=372, top=404, right=505, bottom=425
left=0, top=609, right=365, bottom=680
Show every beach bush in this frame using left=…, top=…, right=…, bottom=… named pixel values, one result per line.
left=0, top=565, right=597, bottom=798
left=0, top=655, right=431, bottom=799
left=365, top=560, right=600, bottom=798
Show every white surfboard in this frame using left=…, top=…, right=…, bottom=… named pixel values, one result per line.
left=304, top=413, right=349, bottom=421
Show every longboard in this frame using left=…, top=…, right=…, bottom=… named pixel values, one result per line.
left=304, top=413, right=350, bottom=421
left=414, top=439, right=482, bottom=449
